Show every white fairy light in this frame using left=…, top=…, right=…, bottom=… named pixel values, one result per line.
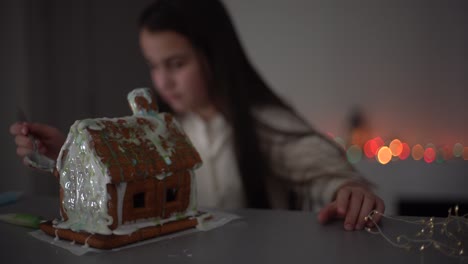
left=365, top=206, right=467, bottom=259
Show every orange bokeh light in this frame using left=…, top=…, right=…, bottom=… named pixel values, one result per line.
left=424, top=148, right=436, bottom=163
left=412, top=144, right=424, bottom=161
left=399, top=143, right=411, bottom=160
left=389, top=139, right=403, bottom=157
left=463, top=147, right=468, bottom=161
left=377, top=146, right=392, bottom=165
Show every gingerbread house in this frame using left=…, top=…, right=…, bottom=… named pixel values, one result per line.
left=40, top=88, right=204, bottom=249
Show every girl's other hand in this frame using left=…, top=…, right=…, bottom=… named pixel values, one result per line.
left=10, top=122, right=66, bottom=162
left=317, top=183, right=385, bottom=231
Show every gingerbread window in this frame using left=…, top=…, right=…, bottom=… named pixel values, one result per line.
left=159, top=171, right=192, bottom=218
left=166, top=188, right=178, bottom=203
left=122, top=179, right=158, bottom=223
left=133, top=192, right=146, bottom=208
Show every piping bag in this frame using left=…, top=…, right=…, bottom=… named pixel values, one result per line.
left=0, top=192, right=43, bottom=228
left=0, top=213, right=43, bottom=229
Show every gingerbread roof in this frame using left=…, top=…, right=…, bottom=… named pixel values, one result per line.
left=73, top=113, right=201, bottom=184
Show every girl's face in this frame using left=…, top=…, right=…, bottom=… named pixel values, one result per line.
left=139, top=29, right=211, bottom=114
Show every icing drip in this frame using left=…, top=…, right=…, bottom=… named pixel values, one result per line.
left=54, top=229, right=59, bottom=241
left=116, top=183, right=127, bottom=225
left=83, top=235, right=93, bottom=248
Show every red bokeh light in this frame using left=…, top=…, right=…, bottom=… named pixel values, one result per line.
left=364, top=137, right=384, bottom=158
left=424, top=148, right=436, bottom=163
left=399, top=143, right=411, bottom=160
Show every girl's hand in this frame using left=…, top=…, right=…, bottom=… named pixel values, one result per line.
left=10, top=122, right=66, bottom=162
left=317, top=182, right=385, bottom=231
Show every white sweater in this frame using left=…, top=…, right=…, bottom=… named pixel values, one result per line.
left=179, top=107, right=368, bottom=211
left=180, top=112, right=246, bottom=209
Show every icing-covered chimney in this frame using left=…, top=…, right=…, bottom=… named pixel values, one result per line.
left=127, top=88, right=158, bottom=116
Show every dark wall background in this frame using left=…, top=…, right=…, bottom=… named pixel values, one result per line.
left=1, top=0, right=154, bottom=195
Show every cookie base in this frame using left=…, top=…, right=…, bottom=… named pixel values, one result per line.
left=39, top=217, right=198, bottom=250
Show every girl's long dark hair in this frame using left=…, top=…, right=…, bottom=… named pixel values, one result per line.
left=139, top=0, right=314, bottom=209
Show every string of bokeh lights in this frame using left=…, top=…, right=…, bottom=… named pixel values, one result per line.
left=328, top=134, right=468, bottom=165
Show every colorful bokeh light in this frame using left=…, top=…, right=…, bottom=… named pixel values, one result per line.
left=424, top=147, right=436, bottom=163
left=454, top=143, right=464, bottom=157
left=377, top=146, right=392, bottom=165
left=364, top=140, right=377, bottom=158
left=389, top=139, right=403, bottom=157
left=346, top=145, right=363, bottom=164
left=374, top=137, right=385, bottom=148
left=412, top=144, right=424, bottom=161
left=326, top=131, right=466, bottom=164
left=399, top=143, right=411, bottom=160
left=364, top=137, right=384, bottom=158
left=436, top=148, right=445, bottom=164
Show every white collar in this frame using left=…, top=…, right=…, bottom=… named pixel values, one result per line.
left=179, top=112, right=232, bottom=159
